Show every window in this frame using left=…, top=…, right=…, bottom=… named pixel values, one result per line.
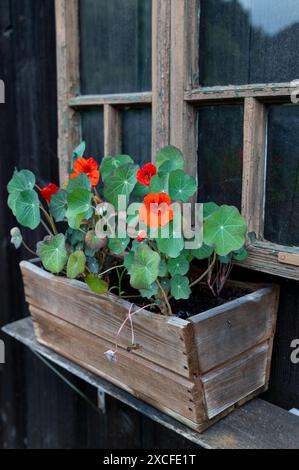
left=55, top=0, right=299, bottom=280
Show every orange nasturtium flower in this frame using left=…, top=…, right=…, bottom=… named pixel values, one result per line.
left=40, top=183, right=59, bottom=202
left=139, top=192, right=173, bottom=229
left=137, top=163, right=157, bottom=187
left=70, top=157, right=100, bottom=187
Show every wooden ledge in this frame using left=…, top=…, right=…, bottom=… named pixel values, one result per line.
left=2, top=318, right=299, bottom=449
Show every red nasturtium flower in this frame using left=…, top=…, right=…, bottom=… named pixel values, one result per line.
left=40, top=183, right=59, bottom=202
left=137, top=163, right=157, bottom=187
left=70, top=157, right=100, bottom=187
left=136, top=230, right=147, bottom=242
left=139, top=192, right=173, bottom=229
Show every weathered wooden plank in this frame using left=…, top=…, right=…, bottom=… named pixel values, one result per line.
left=151, top=0, right=171, bottom=157
left=170, top=0, right=198, bottom=181
left=69, top=92, right=152, bottom=108
left=242, top=97, right=267, bottom=238
left=202, top=342, right=269, bottom=419
left=30, top=305, right=203, bottom=425
left=185, top=82, right=293, bottom=103
left=191, top=286, right=279, bottom=373
left=20, top=261, right=195, bottom=378
left=104, top=104, right=121, bottom=155
left=4, top=318, right=299, bottom=449
left=55, top=0, right=80, bottom=184
left=278, top=252, right=299, bottom=267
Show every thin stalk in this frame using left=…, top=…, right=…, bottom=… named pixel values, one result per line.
left=189, top=252, right=217, bottom=289
left=40, top=205, right=58, bottom=235
left=22, top=240, right=38, bottom=257
left=99, top=264, right=124, bottom=277
left=156, top=278, right=172, bottom=316
left=40, top=219, right=53, bottom=237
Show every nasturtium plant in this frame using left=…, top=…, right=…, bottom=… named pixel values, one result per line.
left=7, top=143, right=248, bottom=316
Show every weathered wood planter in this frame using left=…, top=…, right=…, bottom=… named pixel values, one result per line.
left=20, top=260, right=280, bottom=432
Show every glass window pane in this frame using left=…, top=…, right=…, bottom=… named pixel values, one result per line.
left=264, top=105, right=299, bottom=246
left=197, top=105, right=243, bottom=208
left=122, top=108, right=152, bottom=166
left=199, top=0, right=299, bottom=86
left=80, top=109, right=104, bottom=165
left=79, top=0, right=152, bottom=94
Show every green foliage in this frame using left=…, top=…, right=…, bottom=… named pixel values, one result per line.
left=14, top=190, right=40, bottom=229
left=156, top=146, right=184, bottom=172
left=191, top=243, right=214, bottom=260
left=85, top=274, right=109, bottom=294
left=104, top=163, right=138, bottom=207
left=71, top=141, right=86, bottom=170
left=67, top=250, right=86, bottom=279
left=66, top=188, right=93, bottom=229
left=170, top=275, right=191, bottom=300
left=149, top=173, right=169, bottom=193
left=66, top=173, right=91, bottom=193
left=10, top=227, right=22, bottom=249
left=167, top=254, right=189, bottom=276
left=50, top=189, right=67, bottom=222
left=37, top=234, right=67, bottom=273
left=108, top=236, right=130, bottom=255
left=100, top=155, right=134, bottom=182
left=169, top=170, right=197, bottom=202
left=156, top=223, right=184, bottom=258
left=127, top=245, right=160, bottom=290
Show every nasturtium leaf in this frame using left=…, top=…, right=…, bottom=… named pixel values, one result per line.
left=129, top=245, right=160, bottom=290
left=218, top=254, right=232, bottom=264
left=167, top=254, right=189, bottom=276
left=67, top=250, right=86, bottom=279
left=140, top=282, right=158, bottom=299
left=108, top=236, right=130, bottom=255
left=85, top=230, right=107, bottom=250
left=14, top=190, right=40, bottom=229
left=10, top=227, right=22, bottom=249
left=203, top=202, right=219, bottom=219
left=66, top=188, right=93, bottom=229
left=103, top=163, right=138, bottom=208
left=169, top=170, right=197, bottom=202
left=158, top=258, right=168, bottom=277
left=191, top=243, right=214, bottom=260
left=7, top=169, right=36, bottom=215
left=66, top=227, right=85, bottom=247
left=71, top=141, right=86, bottom=170
left=66, top=173, right=91, bottom=193
left=86, top=257, right=99, bottom=274
left=203, top=205, right=247, bottom=256
left=37, top=234, right=67, bottom=273
left=149, top=172, right=169, bottom=194
left=170, top=275, right=191, bottom=300
left=233, top=247, right=248, bottom=261
left=100, top=155, right=134, bottom=182
left=50, top=189, right=67, bottom=222
left=160, top=277, right=170, bottom=291
left=156, top=146, right=184, bottom=172
left=124, top=251, right=135, bottom=274
left=156, top=223, right=184, bottom=258
left=132, top=182, right=149, bottom=198
left=85, top=274, right=108, bottom=294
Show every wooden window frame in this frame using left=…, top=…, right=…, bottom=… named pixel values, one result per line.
left=55, top=0, right=299, bottom=280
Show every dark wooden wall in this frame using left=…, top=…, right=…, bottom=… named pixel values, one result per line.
left=0, top=0, right=298, bottom=449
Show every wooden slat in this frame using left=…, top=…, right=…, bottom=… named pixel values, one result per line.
left=190, top=286, right=279, bottom=374
left=104, top=104, right=121, bottom=155
left=278, top=251, right=299, bottom=267
left=20, top=261, right=196, bottom=378
left=202, top=342, right=269, bottom=419
left=170, top=0, right=198, bottom=180
left=30, top=305, right=204, bottom=425
left=69, top=92, right=152, bottom=108
left=242, top=97, right=267, bottom=238
left=55, top=0, right=80, bottom=184
left=185, top=82, right=293, bottom=104
left=151, top=0, right=171, bottom=157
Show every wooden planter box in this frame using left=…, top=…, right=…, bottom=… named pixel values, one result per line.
left=20, top=260, right=280, bottom=432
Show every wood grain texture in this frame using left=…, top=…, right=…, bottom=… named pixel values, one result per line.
left=242, top=97, right=267, bottom=237
left=191, top=286, right=279, bottom=373
left=55, top=0, right=80, bottom=183
left=69, top=92, right=152, bottom=108
left=278, top=252, right=299, bottom=267
left=152, top=0, right=171, bottom=157
left=104, top=104, right=121, bottom=155
left=170, top=0, right=198, bottom=181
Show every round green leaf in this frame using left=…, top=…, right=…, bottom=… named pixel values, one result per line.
left=203, top=202, right=219, bottom=219
left=167, top=254, right=189, bottom=276
left=10, top=227, right=22, bottom=249
left=100, top=155, right=134, bottom=182
left=108, top=236, right=130, bottom=255
left=169, top=170, right=197, bottom=202
left=14, top=190, right=40, bottom=229
left=158, top=258, right=168, bottom=277
left=139, top=282, right=158, bottom=299
left=170, top=275, right=191, bottom=300
left=66, top=173, right=91, bottom=193
left=233, top=247, right=248, bottom=261
left=85, top=274, right=108, bottom=295
left=132, top=182, right=149, bottom=198
left=66, top=188, right=93, bottom=229
left=37, top=234, right=67, bottom=273
left=203, top=205, right=247, bottom=256
left=103, top=163, right=138, bottom=208
left=129, top=245, right=160, bottom=290
left=50, top=189, right=67, bottom=222
left=156, top=223, right=185, bottom=258
left=149, top=172, right=169, bottom=194
left=124, top=251, right=135, bottom=274
left=7, top=169, right=36, bottom=215
left=156, top=146, right=184, bottom=172
left=67, top=250, right=86, bottom=279
left=191, top=243, right=214, bottom=260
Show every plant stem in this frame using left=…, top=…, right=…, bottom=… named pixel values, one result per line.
left=189, top=252, right=217, bottom=289
left=40, top=219, right=53, bottom=237
left=22, top=240, right=38, bottom=257
left=40, top=205, right=58, bottom=235
left=99, top=264, right=124, bottom=277
left=156, top=279, right=172, bottom=316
